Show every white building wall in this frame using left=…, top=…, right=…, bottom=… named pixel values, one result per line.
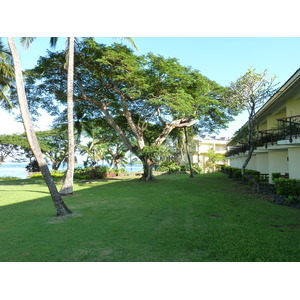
left=255, top=153, right=269, bottom=174
left=268, top=150, right=289, bottom=178
left=246, top=154, right=257, bottom=170
left=229, top=156, right=245, bottom=169
left=288, top=147, right=300, bottom=179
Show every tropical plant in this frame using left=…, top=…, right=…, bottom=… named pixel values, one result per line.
left=0, top=39, right=14, bottom=108
left=7, top=37, right=72, bottom=216
left=204, top=148, right=225, bottom=173
left=24, top=40, right=234, bottom=181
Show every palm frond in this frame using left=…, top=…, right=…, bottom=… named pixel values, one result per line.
left=20, top=37, right=36, bottom=50
left=114, top=37, right=138, bottom=51
left=50, top=37, right=59, bottom=49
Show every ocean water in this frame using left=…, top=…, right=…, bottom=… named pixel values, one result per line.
left=0, top=163, right=143, bottom=179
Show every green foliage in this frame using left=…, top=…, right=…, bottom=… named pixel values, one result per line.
left=244, top=169, right=261, bottom=181
left=223, top=166, right=240, bottom=178
left=114, top=168, right=127, bottom=176
left=191, top=163, right=202, bottom=174
left=157, top=161, right=181, bottom=173
left=272, top=172, right=281, bottom=181
left=0, top=176, right=19, bottom=180
left=0, top=40, right=14, bottom=108
left=28, top=170, right=64, bottom=179
left=233, top=169, right=242, bottom=179
left=273, top=178, right=300, bottom=199
left=224, top=166, right=262, bottom=184
left=25, top=40, right=236, bottom=169
left=73, top=166, right=121, bottom=179
left=205, top=149, right=225, bottom=172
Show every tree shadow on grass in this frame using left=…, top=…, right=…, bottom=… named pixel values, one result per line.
left=1, top=173, right=300, bottom=262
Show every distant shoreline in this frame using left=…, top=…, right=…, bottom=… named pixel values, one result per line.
left=0, top=163, right=143, bottom=179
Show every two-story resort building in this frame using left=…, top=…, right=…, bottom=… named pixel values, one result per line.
left=226, top=68, right=300, bottom=181
left=193, top=135, right=229, bottom=172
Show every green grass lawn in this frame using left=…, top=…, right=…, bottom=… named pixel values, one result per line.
left=0, top=172, right=299, bottom=262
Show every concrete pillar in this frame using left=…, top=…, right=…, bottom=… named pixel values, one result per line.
left=288, top=147, right=300, bottom=179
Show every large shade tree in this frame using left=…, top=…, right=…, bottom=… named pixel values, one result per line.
left=7, top=37, right=72, bottom=216
left=25, top=40, right=236, bottom=180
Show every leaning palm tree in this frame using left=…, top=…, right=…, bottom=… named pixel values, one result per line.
left=7, top=37, right=72, bottom=216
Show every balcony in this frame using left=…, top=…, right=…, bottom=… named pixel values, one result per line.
left=277, top=115, right=300, bottom=143
left=225, top=115, right=300, bottom=157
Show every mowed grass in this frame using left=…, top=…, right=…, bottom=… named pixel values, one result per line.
left=0, top=173, right=299, bottom=262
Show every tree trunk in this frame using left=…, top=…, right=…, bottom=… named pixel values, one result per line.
left=60, top=37, right=75, bottom=195
left=139, top=157, right=155, bottom=181
left=241, top=143, right=255, bottom=176
left=8, top=37, right=72, bottom=216
left=184, top=127, right=194, bottom=178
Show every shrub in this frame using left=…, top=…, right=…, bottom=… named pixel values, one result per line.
left=286, top=195, right=300, bottom=204
left=272, top=172, right=281, bottom=181
left=226, top=167, right=240, bottom=178
left=0, top=176, right=19, bottom=180
left=244, top=169, right=261, bottom=181
left=28, top=170, right=64, bottom=179
left=157, top=161, right=181, bottom=173
left=28, top=173, right=43, bottom=179
left=233, top=169, right=242, bottom=179
left=114, top=168, right=127, bottom=176
left=74, top=166, right=106, bottom=179
left=180, top=165, right=188, bottom=172
left=191, top=163, right=202, bottom=174
left=273, top=178, right=300, bottom=198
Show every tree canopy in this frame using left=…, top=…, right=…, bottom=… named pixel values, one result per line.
left=24, top=39, right=236, bottom=179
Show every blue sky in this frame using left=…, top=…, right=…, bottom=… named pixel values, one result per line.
left=2, top=37, right=300, bottom=137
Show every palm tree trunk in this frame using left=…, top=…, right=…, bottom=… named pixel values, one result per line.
left=60, top=37, right=75, bottom=195
left=8, top=37, right=72, bottom=216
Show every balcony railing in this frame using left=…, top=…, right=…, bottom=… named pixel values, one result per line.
left=225, top=115, right=300, bottom=157
left=256, top=129, right=279, bottom=148
left=277, top=115, right=300, bottom=142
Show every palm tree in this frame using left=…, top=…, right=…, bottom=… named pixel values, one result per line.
left=59, top=37, right=75, bottom=195
left=20, top=37, right=75, bottom=195
left=21, top=37, right=137, bottom=195
left=60, top=37, right=136, bottom=194
left=7, top=37, right=72, bottom=216
left=0, top=39, right=14, bottom=108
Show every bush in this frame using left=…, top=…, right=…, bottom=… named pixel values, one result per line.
left=233, top=169, right=242, bottom=179
left=28, top=170, right=64, bottom=179
left=157, top=161, right=181, bottom=173
left=114, top=168, right=127, bottom=176
left=223, top=166, right=240, bottom=178
left=74, top=166, right=105, bottom=179
left=273, top=178, right=300, bottom=199
left=272, top=172, right=281, bottom=181
left=28, top=173, right=43, bottom=179
left=180, top=165, right=188, bottom=172
left=244, top=169, right=261, bottom=180
left=0, top=176, right=19, bottom=180
left=191, top=163, right=202, bottom=174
